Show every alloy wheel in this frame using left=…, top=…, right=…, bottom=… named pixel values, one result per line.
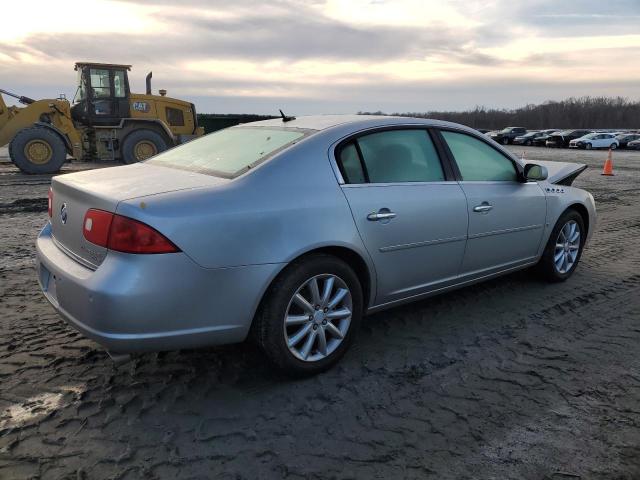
left=284, top=274, right=352, bottom=362
left=554, top=220, right=581, bottom=274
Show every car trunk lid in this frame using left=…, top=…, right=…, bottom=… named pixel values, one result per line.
left=49, top=163, right=228, bottom=268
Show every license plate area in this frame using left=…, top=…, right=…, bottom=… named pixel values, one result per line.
left=39, top=263, right=59, bottom=306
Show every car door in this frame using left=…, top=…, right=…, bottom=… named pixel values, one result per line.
left=604, top=134, right=615, bottom=148
left=335, top=128, right=468, bottom=305
left=438, top=129, right=547, bottom=277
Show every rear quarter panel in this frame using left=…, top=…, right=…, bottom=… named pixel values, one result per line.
left=116, top=132, right=373, bottom=273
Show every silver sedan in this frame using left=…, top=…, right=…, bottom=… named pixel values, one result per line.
left=36, top=115, right=596, bottom=374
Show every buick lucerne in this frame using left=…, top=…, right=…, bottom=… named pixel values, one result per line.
left=37, top=115, right=596, bottom=374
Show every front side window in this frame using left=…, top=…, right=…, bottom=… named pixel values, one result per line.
left=90, top=69, right=111, bottom=98
left=74, top=69, right=85, bottom=103
left=147, top=126, right=306, bottom=178
left=339, top=129, right=444, bottom=184
left=441, top=130, right=518, bottom=182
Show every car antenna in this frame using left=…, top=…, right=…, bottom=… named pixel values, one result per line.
left=279, top=109, right=295, bottom=122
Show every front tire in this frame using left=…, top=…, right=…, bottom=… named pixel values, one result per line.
left=536, top=210, right=585, bottom=282
left=9, top=127, right=67, bottom=174
left=254, top=254, right=363, bottom=375
left=121, top=129, right=168, bottom=164
left=502, top=137, right=510, bottom=145
left=585, top=143, right=592, bottom=150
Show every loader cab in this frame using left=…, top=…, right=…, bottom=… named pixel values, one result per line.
left=71, top=63, right=131, bottom=125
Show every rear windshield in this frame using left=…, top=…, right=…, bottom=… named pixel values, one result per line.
left=147, top=126, right=307, bottom=178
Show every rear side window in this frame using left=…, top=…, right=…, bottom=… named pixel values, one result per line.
left=441, top=130, right=517, bottom=182
left=338, top=143, right=366, bottom=183
left=148, top=127, right=306, bottom=178
left=338, top=129, right=445, bottom=184
left=113, top=70, right=127, bottom=98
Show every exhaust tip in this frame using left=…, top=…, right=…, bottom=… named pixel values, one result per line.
left=145, top=71, right=153, bottom=95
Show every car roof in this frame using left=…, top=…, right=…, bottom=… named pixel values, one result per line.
left=243, top=114, right=475, bottom=133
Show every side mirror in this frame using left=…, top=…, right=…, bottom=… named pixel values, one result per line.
left=523, top=163, right=548, bottom=181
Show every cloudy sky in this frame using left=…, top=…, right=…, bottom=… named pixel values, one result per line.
left=1, top=0, right=639, bottom=114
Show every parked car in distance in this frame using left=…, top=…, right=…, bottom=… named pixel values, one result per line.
left=627, top=138, right=640, bottom=150
left=532, top=130, right=561, bottom=147
left=514, top=131, right=542, bottom=146
left=616, top=133, right=640, bottom=149
left=490, top=126, right=527, bottom=145
left=36, top=115, right=596, bottom=375
left=569, top=133, right=618, bottom=150
left=546, top=129, right=592, bottom=148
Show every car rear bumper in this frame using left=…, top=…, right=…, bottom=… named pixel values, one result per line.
left=36, top=223, right=282, bottom=353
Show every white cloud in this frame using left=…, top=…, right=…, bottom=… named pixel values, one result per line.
left=1, top=0, right=639, bottom=113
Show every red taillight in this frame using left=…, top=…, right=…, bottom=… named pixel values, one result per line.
left=48, top=188, right=53, bottom=218
left=108, top=215, right=179, bottom=254
left=83, top=209, right=179, bottom=254
left=83, top=209, right=114, bottom=247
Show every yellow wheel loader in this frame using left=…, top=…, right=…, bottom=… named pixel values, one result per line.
left=0, top=62, right=204, bottom=174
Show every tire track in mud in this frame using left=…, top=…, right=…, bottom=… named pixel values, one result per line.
left=0, top=198, right=48, bottom=215
left=1, top=150, right=640, bottom=479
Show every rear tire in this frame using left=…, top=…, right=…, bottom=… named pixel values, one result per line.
left=585, top=143, right=592, bottom=150
left=9, top=127, right=67, bottom=174
left=535, top=210, right=585, bottom=282
left=610, top=143, right=617, bottom=150
left=253, top=254, right=363, bottom=376
left=121, top=129, right=168, bottom=164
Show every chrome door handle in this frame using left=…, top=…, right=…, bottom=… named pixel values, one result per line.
left=473, top=204, right=493, bottom=213
left=367, top=211, right=397, bottom=221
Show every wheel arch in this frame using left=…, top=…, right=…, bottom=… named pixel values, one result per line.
left=566, top=203, right=590, bottom=237
left=32, top=122, right=73, bottom=154
left=251, top=245, right=374, bottom=328
left=306, top=246, right=373, bottom=309
left=121, top=119, right=175, bottom=147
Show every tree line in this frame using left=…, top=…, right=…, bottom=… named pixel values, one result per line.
left=360, top=97, right=640, bottom=130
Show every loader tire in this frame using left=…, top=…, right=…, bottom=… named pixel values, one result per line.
left=9, top=127, right=67, bottom=174
left=122, top=130, right=168, bottom=164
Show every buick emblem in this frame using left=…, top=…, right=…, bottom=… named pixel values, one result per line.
left=60, top=203, right=68, bottom=224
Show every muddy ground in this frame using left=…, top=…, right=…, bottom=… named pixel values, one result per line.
left=1, top=144, right=640, bottom=479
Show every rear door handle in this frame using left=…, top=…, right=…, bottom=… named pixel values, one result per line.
left=367, top=211, right=397, bottom=221
left=473, top=204, right=493, bottom=213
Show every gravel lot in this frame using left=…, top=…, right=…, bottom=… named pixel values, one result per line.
left=1, top=144, right=640, bottom=479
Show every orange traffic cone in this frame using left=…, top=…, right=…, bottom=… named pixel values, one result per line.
left=601, top=149, right=614, bottom=176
